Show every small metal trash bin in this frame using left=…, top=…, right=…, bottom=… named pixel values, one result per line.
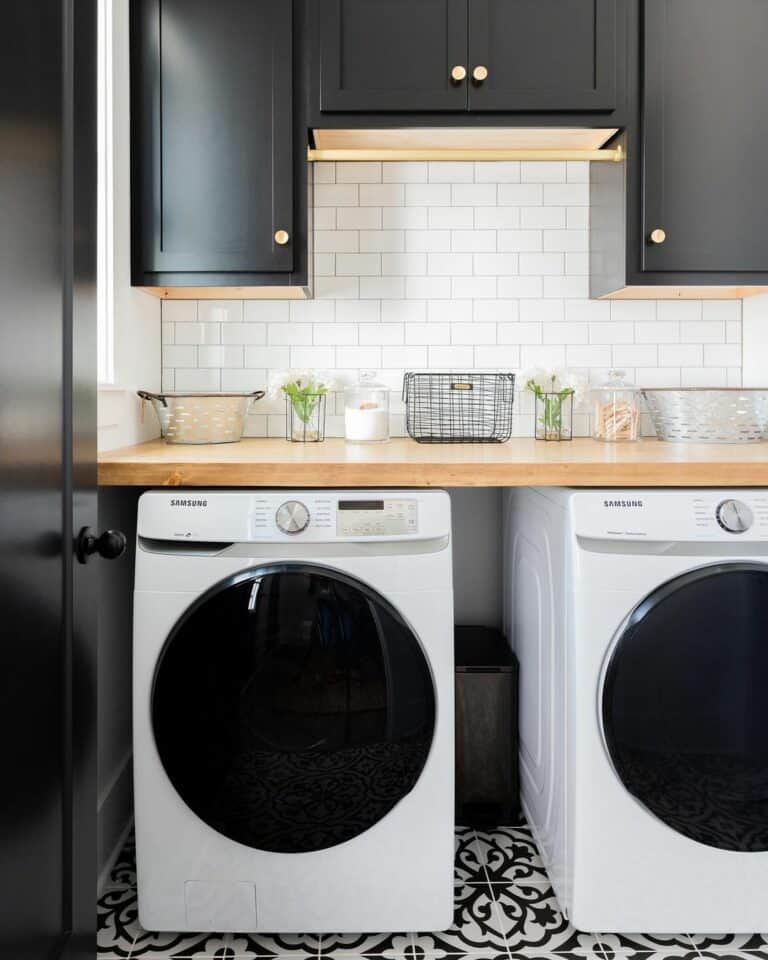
left=455, top=626, right=519, bottom=827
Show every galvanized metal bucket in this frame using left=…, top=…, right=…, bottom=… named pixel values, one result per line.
left=137, top=390, right=264, bottom=444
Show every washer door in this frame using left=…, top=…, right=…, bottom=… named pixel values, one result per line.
left=602, top=562, right=768, bottom=851
left=151, top=564, right=436, bottom=853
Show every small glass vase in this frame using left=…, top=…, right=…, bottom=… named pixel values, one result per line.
left=286, top=393, right=326, bottom=442
left=535, top=392, right=574, bottom=441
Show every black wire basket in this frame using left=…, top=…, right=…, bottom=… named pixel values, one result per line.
left=402, top=372, right=516, bottom=443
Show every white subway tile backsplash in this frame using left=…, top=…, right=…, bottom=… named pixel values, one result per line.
left=169, top=161, right=743, bottom=438
left=336, top=161, right=382, bottom=183
left=359, top=323, right=405, bottom=346
left=382, top=207, right=428, bottom=229
left=221, top=323, right=265, bottom=345
left=163, top=344, right=197, bottom=367
left=162, top=301, right=197, bottom=323
left=198, top=345, right=244, bottom=368
left=451, top=230, right=497, bottom=252
left=451, top=277, right=497, bottom=299
left=382, top=253, right=427, bottom=276
left=451, top=322, right=496, bottom=345
left=429, top=161, right=474, bottom=183
left=174, top=322, right=221, bottom=345
left=336, top=300, right=381, bottom=324
left=382, top=161, right=428, bottom=183
left=498, top=230, right=543, bottom=252
left=429, top=300, right=472, bottom=323
left=337, top=207, right=382, bottom=230
left=474, top=161, right=521, bottom=183
left=198, top=300, right=242, bottom=324
left=520, top=161, right=567, bottom=183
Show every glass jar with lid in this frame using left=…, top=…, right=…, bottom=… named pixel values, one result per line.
left=592, top=370, right=641, bottom=442
left=344, top=371, right=390, bottom=443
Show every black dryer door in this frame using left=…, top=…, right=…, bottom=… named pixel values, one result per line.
left=602, top=563, right=768, bottom=851
left=151, top=564, right=436, bottom=853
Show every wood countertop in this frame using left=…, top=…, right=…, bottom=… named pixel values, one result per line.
left=97, top=437, right=768, bottom=488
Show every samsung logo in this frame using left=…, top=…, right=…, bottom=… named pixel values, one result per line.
left=603, top=499, right=644, bottom=508
left=170, top=498, right=208, bottom=507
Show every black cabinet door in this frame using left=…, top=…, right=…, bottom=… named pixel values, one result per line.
left=132, top=0, right=293, bottom=275
left=467, top=0, right=617, bottom=112
left=643, top=0, right=768, bottom=273
left=320, top=0, right=469, bottom=112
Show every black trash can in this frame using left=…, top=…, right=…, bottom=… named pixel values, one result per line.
left=455, top=625, right=519, bottom=827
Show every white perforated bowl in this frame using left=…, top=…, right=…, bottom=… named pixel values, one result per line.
left=641, top=388, right=768, bottom=443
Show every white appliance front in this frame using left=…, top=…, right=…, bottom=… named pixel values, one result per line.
left=133, top=490, right=454, bottom=934
left=505, top=488, right=768, bottom=933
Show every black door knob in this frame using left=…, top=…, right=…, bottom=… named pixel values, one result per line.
left=75, top=526, right=127, bottom=564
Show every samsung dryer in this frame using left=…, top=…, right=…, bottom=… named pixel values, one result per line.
left=133, top=490, right=454, bottom=933
left=504, top=487, right=768, bottom=932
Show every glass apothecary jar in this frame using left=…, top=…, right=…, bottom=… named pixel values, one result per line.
left=592, top=370, right=641, bottom=442
left=344, top=372, right=390, bottom=443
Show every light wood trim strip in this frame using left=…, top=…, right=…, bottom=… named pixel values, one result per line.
left=307, top=146, right=624, bottom=163
left=98, top=438, right=768, bottom=488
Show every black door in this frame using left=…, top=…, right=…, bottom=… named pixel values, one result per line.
left=320, top=0, right=469, bottom=112
left=152, top=565, right=436, bottom=853
left=0, top=2, right=98, bottom=959
left=603, top=563, right=768, bottom=852
left=468, top=0, right=617, bottom=112
left=131, top=0, right=294, bottom=275
left=642, top=0, right=768, bottom=273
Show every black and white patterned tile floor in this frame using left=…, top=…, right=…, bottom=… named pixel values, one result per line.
left=98, top=823, right=768, bottom=960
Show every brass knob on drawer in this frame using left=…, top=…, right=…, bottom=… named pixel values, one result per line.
left=649, top=228, right=666, bottom=244
left=274, top=229, right=290, bottom=245
left=472, top=64, right=489, bottom=83
left=450, top=65, right=467, bottom=83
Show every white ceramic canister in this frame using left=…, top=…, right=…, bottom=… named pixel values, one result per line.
left=344, top=372, right=390, bottom=443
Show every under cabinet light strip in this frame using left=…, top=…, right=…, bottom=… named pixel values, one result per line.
left=306, top=145, right=625, bottom=162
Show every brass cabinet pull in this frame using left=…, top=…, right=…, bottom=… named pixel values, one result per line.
left=274, top=229, right=290, bottom=245
left=472, top=64, right=489, bottom=84
left=450, top=65, right=467, bottom=83
left=648, top=228, right=666, bottom=245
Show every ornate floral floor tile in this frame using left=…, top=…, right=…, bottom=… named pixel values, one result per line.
left=686, top=935, right=768, bottom=956
left=410, top=884, right=507, bottom=956
left=596, top=933, right=699, bottom=959
left=474, top=827, right=548, bottom=884
left=221, top=932, right=320, bottom=958
left=455, top=829, right=487, bottom=884
left=98, top=885, right=138, bottom=958
left=320, top=931, right=411, bottom=957
left=492, top=882, right=607, bottom=956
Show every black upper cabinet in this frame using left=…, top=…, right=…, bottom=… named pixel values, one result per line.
left=320, top=0, right=468, bottom=112
left=318, top=0, right=620, bottom=115
left=131, top=0, right=308, bottom=289
left=642, top=0, right=768, bottom=274
left=468, top=0, right=616, bottom=112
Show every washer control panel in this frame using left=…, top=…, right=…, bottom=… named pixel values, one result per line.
left=337, top=499, right=418, bottom=537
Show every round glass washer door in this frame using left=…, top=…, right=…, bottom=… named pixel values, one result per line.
left=602, top=562, right=768, bottom=852
left=151, top=563, right=436, bottom=854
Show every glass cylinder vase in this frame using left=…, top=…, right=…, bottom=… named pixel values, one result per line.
left=286, top=393, right=326, bottom=442
left=535, top=392, right=573, bottom=441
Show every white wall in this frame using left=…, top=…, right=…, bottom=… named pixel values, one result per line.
left=160, top=160, right=744, bottom=440
left=742, top=292, right=768, bottom=387
left=97, top=0, right=160, bottom=453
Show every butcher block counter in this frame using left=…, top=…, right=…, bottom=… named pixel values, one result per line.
left=97, top=437, right=768, bottom=488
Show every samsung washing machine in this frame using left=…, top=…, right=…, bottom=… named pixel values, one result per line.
left=504, top=487, right=768, bottom=933
left=133, top=489, right=454, bottom=934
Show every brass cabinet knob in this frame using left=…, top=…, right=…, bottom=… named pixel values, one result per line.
left=450, top=65, right=467, bottom=83
left=649, top=228, right=666, bottom=244
left=472, top=64, right=489, bottom=83
left=274, top=229, right=290, bottom=245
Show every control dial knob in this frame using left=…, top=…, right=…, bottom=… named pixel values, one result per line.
left=276, top=500, right=310, bottom=535
left=715, top=499, right=753, bottom=534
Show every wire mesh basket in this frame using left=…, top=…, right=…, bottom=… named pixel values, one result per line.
left=402, top=372, right=515, bottom=443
